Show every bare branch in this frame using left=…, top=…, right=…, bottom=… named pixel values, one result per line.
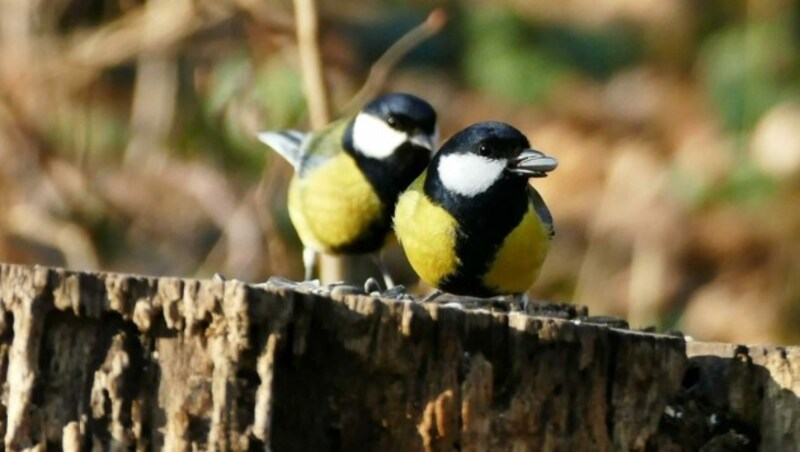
left=292, top=0, right=331, bottom=128
left=344, top=8, right=447, bottom=114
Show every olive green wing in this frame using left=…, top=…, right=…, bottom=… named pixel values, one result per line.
left=257, top=117, right=351, bottom=177
left=295, top=118, right=350, bottom=176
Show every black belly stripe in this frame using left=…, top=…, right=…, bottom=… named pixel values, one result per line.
left=424, top=169, right=530, bottom=297
left=329, top=216, right=389, bottom=254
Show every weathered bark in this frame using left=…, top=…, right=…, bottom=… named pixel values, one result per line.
left=0, top=263, right=797, bottom=451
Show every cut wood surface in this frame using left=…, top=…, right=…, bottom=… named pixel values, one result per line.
left=0, top=263, right=797, bottom=451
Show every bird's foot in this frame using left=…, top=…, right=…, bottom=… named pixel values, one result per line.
left=327, top=281, right=367, bottom=297
left=511, top=293, right=530, bottom=312
left=420, top=289, right=443, bottom=303
left=357, top=278, right=416, bottom=301
left=369, top=253, right=395, bottom=290
left=381, top=284, right=416, bottom=302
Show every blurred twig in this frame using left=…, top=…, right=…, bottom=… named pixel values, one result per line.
left=50, top=0, right=236, bottom=89
left=343, top=8, right=448, bottom=115
left=293, top=0, right=330, bottom=128
left=122, top=0, right=180, bottom=168
left=292, top=0, right=345, bottom=282
left=253, top=162, right=295, bottom=276
left=125, top=55, right=178, bottom=166
left=4, top=204, right=99, bottom=270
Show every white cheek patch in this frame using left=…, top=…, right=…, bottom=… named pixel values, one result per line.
left=352, top=113, right=408, bottom=159
left=437, top=153, right=506, bottom=197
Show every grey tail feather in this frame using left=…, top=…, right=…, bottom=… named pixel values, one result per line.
left=257, top=130, right=306, bottom=169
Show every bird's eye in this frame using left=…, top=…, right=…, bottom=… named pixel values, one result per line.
left=386, top=115, right=398, bottom=127
left=478, top=144, right=491, bottom=156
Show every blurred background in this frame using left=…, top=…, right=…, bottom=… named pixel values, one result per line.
left=1, top=0, right=799, bottom=344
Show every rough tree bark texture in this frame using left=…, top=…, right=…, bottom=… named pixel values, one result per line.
left=0, top=263, right=797, bottom=451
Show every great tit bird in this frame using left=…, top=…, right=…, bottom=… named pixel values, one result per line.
left=393, top=121, right=558, bottom=298
left=258, top=93, right=438, bottom=287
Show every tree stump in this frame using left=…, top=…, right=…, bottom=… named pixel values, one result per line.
left=0, top=263, right=797, bottom=450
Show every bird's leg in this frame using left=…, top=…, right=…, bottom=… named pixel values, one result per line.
left=382, top=284, right=410, bottom=300
left=512, top=293, right=530, bottom=312
left=302, top=248, right=318, bottom=281
left=370, top=253, right=395, bottom=289
left=421, top=289, right=443, bottom=303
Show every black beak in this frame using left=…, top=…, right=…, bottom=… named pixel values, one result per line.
left=409, top=129, right=436, bottom=151
left=507, top=148, right=558, bottom=177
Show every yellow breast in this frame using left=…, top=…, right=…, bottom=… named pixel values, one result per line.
left=393, top=175, right=460, bottom=287
left=288, top=153, right=384, bottom=252
left=482, top=206, right=550, bottom=294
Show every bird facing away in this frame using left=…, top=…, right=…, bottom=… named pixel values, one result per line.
left=258, top=93, right=438, bottom=287
left=393, top=121, right=557, bottom=298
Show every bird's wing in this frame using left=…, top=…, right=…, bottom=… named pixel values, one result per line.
left=258, top=119, right=350, bottom=176
left=528, top=186, right=554, bottom=239
left=257, top=130, right=308, bottom=169
left=294, top=118, right=350, bottom=176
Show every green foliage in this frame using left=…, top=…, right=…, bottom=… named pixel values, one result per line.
left=461, top=7, right=641, bottom=104
left=700, top=20, right=799, bottom=132
left=461, top=8, right=568, bottom=104
left=179, top=52, right=307, bottom=177
left=47, top=102, right=129, bottom=160
left=714, top=161, right=778, bottom=205
left=343, top=10, right=452, bottom=69
left=253, top=59, right=308, bottom=129
left=673, top=158, right=778, bottom=209
left=535, top=23, right=641, bottom=80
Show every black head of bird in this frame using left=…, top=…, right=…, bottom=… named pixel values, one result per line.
left=424, top=121, right=556, bottom=217
left=352, top=93, right=439, bottom=156
left=394, top=121, right=558, bottom=298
